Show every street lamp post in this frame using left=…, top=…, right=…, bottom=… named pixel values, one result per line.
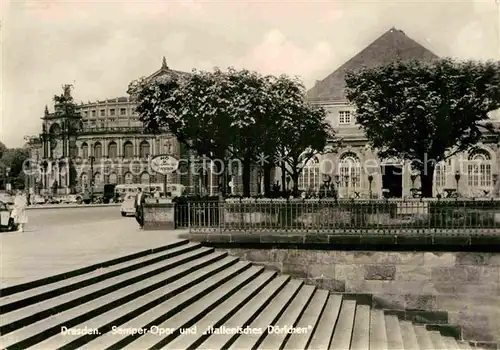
left=89, top=156, right=95, bottom=201
left=147, top=155, right=152, bottom=189
left=164, top=140, right=171, bottom=197
left=455, top=171, right=461, bottom=193
left=368, top=174, right=374, bottom=198
left=322, top=174, right=332, bottom=198
left=5, top=167, right=11, bottom=191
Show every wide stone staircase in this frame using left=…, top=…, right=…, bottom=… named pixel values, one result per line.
left=0, top=240, right=488, bottom=349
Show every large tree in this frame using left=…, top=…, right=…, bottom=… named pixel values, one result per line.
left=0, top=141, right=7, bottom=159
left=129, top=69, right=236, bottom=195
left=0, top=147, right=30, bottom=190
left=271, top=75, right=338, bottom=195
left=345, top=58, right=500, bottom=197
left=130, top=67, right=337, bottom=197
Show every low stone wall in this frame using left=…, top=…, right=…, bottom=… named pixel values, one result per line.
left=224, top=248, right=500, bottom=342
left=222, top=248, right=500, bottom=342
left=190, top=229, right=500, bottom=343
left=143, top=203, right=175, bottom=230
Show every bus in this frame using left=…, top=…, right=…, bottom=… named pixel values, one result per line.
left=114, top=183, right=185, bottom=199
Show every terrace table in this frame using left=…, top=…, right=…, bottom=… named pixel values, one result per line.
left=443, top=188, right=457, bottom=198
left=410, top=188, right=422, bottom=198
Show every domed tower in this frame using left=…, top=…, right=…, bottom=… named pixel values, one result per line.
left=40, top=85, right=82, bottom=194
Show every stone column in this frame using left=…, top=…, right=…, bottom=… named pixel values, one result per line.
left=102, top=139, right=108, bottom=158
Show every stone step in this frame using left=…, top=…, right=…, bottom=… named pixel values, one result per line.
left=400, top=321, right=420, bottom=350
left=256, top=284, right=316, bottom=350
left=0, top=242, right=199, bottom=314
left=163, top=271, right=279, bottom=350
left=0, top=246, right=214, bottom=335
left=0, top=249, right=224, bottom=349
left=430, top=330, right=449, bottom=350
left=30, top=257, right=251, bottom=350
left=115, top=261, right=261, bottom=350
left=0, top=239, right=190, bottom=298
left=415, top=324, right=435, bottom=349
left=385, top=314, right=405, bottom=350
left=459, top=341, right=473, bottom=349
left=350, top=304, right=371, bottom=350
left=0, top=241, right=479, bottom=350
left=196, top=274, right=291, bottom=349
left=330, top=299, right=357, bottom=349
left=142, top=265, right=267, bottom=349
left=227, top=279, right=304, bottom=349
left=282, top=289, right=329, bottom=350
left=307, top=294, right=343, bottom=349
left=370, top=309, right=388, bottom=350
left=443, top=336, right=460, bottom=349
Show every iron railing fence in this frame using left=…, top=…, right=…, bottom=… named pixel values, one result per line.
left=176, top=198, right=500, bottom=233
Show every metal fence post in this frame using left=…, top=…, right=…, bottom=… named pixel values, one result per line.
left=187, top=201, right=191, bottom=230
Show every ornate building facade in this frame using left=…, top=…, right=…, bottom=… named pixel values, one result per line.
left=303, top=27, right=500, bottom=198
left=26, top=59, right=213, bottom=195
left=26, top=29, right=499, bottom=198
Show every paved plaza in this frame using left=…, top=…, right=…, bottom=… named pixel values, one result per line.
left=1, top=206, right=186, bottom=288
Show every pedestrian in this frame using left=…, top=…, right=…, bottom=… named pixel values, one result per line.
left=153, top=189, right=160, bottom=200
left=10, top=190, right=28, bottom=232
left=134, top=188, right=146, bottom=229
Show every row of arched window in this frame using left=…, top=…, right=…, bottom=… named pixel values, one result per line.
left=80, top=140, right=151, bottom=159
left=80, top=172, right=155, bottom=185
left=298, top=149, right=495, bottom=192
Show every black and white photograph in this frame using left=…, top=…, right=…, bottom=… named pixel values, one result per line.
left=1, top=0, right=499, bottom=349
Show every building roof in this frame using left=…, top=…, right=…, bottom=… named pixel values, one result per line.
left=146, top=56, right=190, bottom=81
left=307, top=28, right=439, bottom=101
left=75, top=58, right=190, bottom=108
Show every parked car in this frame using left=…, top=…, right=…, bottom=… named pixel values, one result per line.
left=30, top=195, right=46, bottom=205
left=45, top=196, right=61, bottom=204
left=120, top=193, right=136, bottom=217
left=0, top=193, right=14, bottom=206
left=60, top=194, right=83, bottom=204
left=0, top=200, right=17, bottom=231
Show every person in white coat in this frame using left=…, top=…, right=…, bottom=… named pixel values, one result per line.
left=11, top=190, right=28, bottom=232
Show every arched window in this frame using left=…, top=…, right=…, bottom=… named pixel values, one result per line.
left=49, top=123, right=61, bottom=135
left=339, top=152, right=361, bottom=189
left=93, top=142, right=102, bottom=160
left=81, top=143, right=89, bottom=159
left=123, top=141, right=134, bottom=159
left=468, top=150, right=492, bottom=188
left=124, top=172, right=134, bottom=184
left=298, top=156, right=320, bottom=192
left=140, top=172, right=150, bottom=184
left=108, top=141, right=118, bottom=159
left=93, top=172, right=102, bottom=185
left=139, top=141, right=150, bottom=158
left=109, top=173, right=118, bottom=184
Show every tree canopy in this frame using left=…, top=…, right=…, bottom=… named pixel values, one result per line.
left=129, top=67, right=337, bottom=197
left=345, top=58, right=500, bottom=197
left=0, top=147, right=30, bottom=190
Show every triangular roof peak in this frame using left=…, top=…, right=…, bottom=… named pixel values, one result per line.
left=307, top=27, right=439, bottom=101
left=145, top=57, right=189, bottom=81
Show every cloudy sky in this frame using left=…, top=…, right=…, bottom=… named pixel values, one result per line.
left=1, top=0, right=499, bottom=148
